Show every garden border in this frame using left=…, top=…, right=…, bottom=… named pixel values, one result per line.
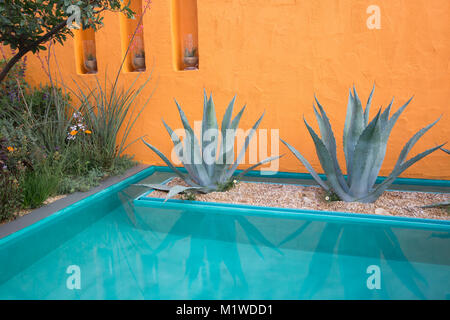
left=0, top=164, right=152, bottom=240
left=134, top=167, right=450, bottom=232
left=1, top=165, right=449, bottom=241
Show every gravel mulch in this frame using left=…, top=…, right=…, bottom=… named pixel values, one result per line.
left=1, top=195, right=67, bottom=226
left=149, top=178, right=449, bottom=220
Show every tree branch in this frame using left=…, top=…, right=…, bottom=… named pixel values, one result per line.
left=0, top=19, right=68, bottom=83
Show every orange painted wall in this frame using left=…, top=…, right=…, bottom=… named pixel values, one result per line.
left=20, top=0, right=449, bottom=179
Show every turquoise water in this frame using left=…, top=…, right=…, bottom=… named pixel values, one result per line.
left=0, top=169, right=449, bottom=299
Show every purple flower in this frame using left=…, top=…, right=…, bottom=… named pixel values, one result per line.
left=8, top=90, right=18, bottom=102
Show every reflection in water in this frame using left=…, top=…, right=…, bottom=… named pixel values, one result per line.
left=429, top=232, right=450, bottom=239
left=121, top=187, right=448, bottom=299
left=1, top=178, right=447, bottom=299
left=118, top=190, right=283, bottom=298
left=278, top=221, right=428, bottom=299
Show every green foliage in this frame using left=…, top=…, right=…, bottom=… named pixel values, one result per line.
left=106, top=154, right=137, bottom=176
left=217, top=178, right=238, bottom=192
left=136, top=91, right=280, bottom=200
left=0, top=136, right=24, bottom=221
left=0, top=58, right=28, bottom=112
left=324, top=191, right=340, bottom=202
left=184, top=47, right=197, bottom=57
left=180, top=191, right=197, bottom=201
left=62, top=129, right=99, bottom=176
left=57, top=167, right=104, bottom=194
left=0, top=1, right=135, bottom=83
left=282, top=86, right=444, bottom=203
left=0, top=123, right=35, bottom=172
left=56, top=154, right=135, bottom=195
left=0, top=1, right=149, bottom=222
left=0, top=1, right=133, bottom=54
left=21, top=150, right=65, bottom=208
left=69, top=69, right=155, bottom=169
left=0, top=77, right=139, bottom=221
left=59, top=145, right=136, bottom=193
left=2, top=83, right=74, bottom=154
left=22, top=164, right=60, bottom=209
left=26, top=85, right=71, bottom=121
left=0, top=173, right=23, bottom=222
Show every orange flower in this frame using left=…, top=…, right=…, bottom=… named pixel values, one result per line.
left=7, top=146, right=14, bottom=153
left=84, top=130, right=92, bottom=134
left=70, top=130, right=78, bottom=136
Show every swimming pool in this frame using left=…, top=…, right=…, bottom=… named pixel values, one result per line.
left=0, top=166, right=449, bottom=299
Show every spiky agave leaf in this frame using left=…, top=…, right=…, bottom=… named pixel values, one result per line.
left=223, top=111, right=271, bottom=181
left=174, top=99, right=213, bottom=187
left=356, top=118, right=443, bottom=203
left=201, top=90, right=219, bottom=178
left=283, top=86, right=442, bottom=203
left=133, top=183, right=204, bottom=202
left=280, top=139, right=330, bottom=191
left=421, top=201, right=450, bottom=209
left=213, top=98, right=246, bottom=183
left=343, top=86, right=367, bottom=183
left=238, top=154, right=285, bottom=178
left=161, top=119, right=207, bottom=186
left=302, top=117, right=354, bottom=201
left=141, top=139, right=187, bottom=181
left=347, top=109, right=383, bottom=199
left=141, top=91, right=280, bottom=200
left=355, top=96, right=413, bottom=192
left=313, top=97, right=349, bottom=192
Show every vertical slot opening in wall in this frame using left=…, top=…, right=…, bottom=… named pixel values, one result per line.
left=120, top=0, right=146, bottom=72
left=74, top=28, right=98, bottom=74
left=171, top=0, right=199, bottom=71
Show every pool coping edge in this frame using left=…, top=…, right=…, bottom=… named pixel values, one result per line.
left=0, top=164, right=152, bottom=240
left=1, top=165, right=449, bottom=241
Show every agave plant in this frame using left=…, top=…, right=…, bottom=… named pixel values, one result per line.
left=281, top=86, right=444, bottom=203
left=421, top=201, right=450, bottom=213
left=136, top=91, right=280, bottom=200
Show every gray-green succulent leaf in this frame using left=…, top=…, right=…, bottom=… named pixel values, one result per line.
left=282, top=86, right=442, bottom=203
left=141, top=91, right=280, bottom=199
left=133, top=183, right=205, bottom=202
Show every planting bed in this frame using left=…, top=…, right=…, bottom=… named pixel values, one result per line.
left=149, top=178, right=449, bottom=220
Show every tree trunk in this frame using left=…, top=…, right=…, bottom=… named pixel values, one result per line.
left=0, top=20, right=68, bottom=84
left=0, top=50, right=28, bottom=83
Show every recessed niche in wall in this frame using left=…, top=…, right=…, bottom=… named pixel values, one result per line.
left=171, top=0, right=199, bottom=71
left=120, top=0, right=146, bottom=72
left=74, top=28, right=98, bottom=74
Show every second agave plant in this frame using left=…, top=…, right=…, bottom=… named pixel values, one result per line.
left=136, top=91, right=280, bottom=200
left=282, top=86, right=444, bottom=203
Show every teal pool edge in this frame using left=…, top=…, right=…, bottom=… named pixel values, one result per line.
left=134, top=167, right=450, bottom=232
left=1, top=165, right=449, bottom=247
left=0, top=166, right=157, bottom=246
left=152, top=165, right=450, bottom=187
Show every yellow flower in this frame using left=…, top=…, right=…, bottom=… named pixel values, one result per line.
left=7, top=146, right=14, bottom=153
left=84, top=130, right=92, bottom=134
left=70, top=130, right=78, bottom=136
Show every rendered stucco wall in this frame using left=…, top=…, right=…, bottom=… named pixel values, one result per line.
left=22, top=0, right=450, bottom=179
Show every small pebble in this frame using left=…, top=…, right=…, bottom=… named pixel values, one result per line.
left=375, top=208, right=390, bottom=215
